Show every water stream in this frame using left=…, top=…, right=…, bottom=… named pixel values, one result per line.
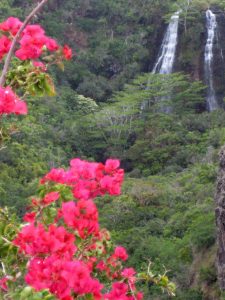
left=152, top=11, right=180, bottom=74
left=141, top=12, right=180, bottom=112
left=142, top=11, right=180, bottom=113
left=204, top=9, right=219, bottom=111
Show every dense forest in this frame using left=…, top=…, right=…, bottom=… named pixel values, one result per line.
left=2, top=0, right=225, bottom=298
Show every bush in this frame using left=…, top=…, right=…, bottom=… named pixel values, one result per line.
left=188, top=213, right=216, bottom=250
left=200, top=266, right=217, bottom=284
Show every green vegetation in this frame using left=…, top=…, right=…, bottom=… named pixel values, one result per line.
left=97, top=161, right=218, bottom=298
left=2, top=0, right=225, bottom=298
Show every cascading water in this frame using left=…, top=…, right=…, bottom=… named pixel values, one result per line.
left=141, top=11, right=180, bottom=113
left=141, top=12, right=180, bottom=112
left=204, top=9, right=219, bottom=111
left=152, top=11, right=180, bottom=74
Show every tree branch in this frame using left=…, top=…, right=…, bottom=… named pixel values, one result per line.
left=0, top=0, right=49, bottom=87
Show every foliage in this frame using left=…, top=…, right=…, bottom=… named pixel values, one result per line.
left=98, top=162, right=218, bottom=298
left=1, top=159, right=143, bottom=299
left=1, top=0, right=225, bottom=299
left=72, top=73, right=206, bottom=163
left=0, top=7, right=177, bottom=300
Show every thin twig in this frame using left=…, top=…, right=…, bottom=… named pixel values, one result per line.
left=1, top=237, right=12, bottom=244
left=0, top=0, right=49, bottom=87
left=1, top=261, right=6, bottom=274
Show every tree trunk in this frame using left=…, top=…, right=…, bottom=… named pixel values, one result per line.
left=215, top=145, right=225, bottom=290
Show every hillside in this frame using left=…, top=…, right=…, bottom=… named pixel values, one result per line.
left=1, top=0, right=225, bottom=299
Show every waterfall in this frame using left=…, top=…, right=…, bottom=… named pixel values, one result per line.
left=141, top=12, right=180, bottom=113
left=204, top=9, right=219, bottom=111
left=152, top=11, right=180, bottom=74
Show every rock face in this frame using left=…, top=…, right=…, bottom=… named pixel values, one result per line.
left=172, top=6, right=225, bottom=110
left=215, top=146, right=225, bottom=290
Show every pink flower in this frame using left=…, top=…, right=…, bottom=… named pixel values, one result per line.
left=26, top=257, right=103, bottom=299
left=40, top=168, right=68, bottom=184
left=121, top=268, right=136, bottom=279
left=0, top=86, right=27, bottom=115
left=100, top=175, right=121, bottom=195
left=121, top=268, right=137, bottom=290
left=63, top=45, right=72, bottom=60
left=136, top=292, right=144, bottom=300
left=0, top=17, right=22, bottom=35
left=13, top=223, right=76, bottom=258
left=0, top=277, right=8, bottom=291
left=96, top=260, right=107, bottom=271
left=15, top=24, right=48, bottom=60
left=13, top=156, right=144, bottom=299
left=104, top=282, right=129, bottom=299
left=42, top=191, right=60, bottom=206
left=23, top=212, right=36, bottom=223
left=0, top=17, right=73, bottom=65
left=46, top=38, right=59, bottom=51
left=0, top=35, right=11, bottom=60
left=15, top=43, right=42, bottom=60
left=70, top=158, right=103, bottom=180
left=113, top=246, right=128, bottom=261
left=40, top=158, right=124, bottom=204
left=23, top=24, right=45, bottom=37
left=33, top=61, right=47, bottom=72
left=61, top=200, right=99, bottom=238
left=105, top=159, right=120, bottom=174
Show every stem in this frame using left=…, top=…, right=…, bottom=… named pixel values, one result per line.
left=0, top=0, right=49, bottom=87
left=1, top=236, right=12, bottom=244
left=128, top=281, right=138, bottom=300
left=1, top=261, right=6, bottom=275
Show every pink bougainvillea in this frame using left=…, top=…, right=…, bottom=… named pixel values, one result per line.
left=0, top=13, right=147, bottom=300
left=0, top=16, right=73, bottom=116
left=0, top=86, right=27, bottom=115
left=12, top=159, right=143, bottom=300
left=0, top=17, right=72, bottom=62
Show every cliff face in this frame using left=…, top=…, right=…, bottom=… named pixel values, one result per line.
left=173, top=11, right=204, bottom=79
left=147, top=22, right=167, bottom=72
left=215, top=146, right=225, bottom=290
left=170, top=7, right=225, bottom=109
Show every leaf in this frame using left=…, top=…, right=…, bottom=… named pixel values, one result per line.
left=57, top=61, right=65, bottom=71
left=43, top=74, right=56, bottom=97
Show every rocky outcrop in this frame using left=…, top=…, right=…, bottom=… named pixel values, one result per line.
left=173, top=7, right=225, bottom=109
left=215, top=146, right=225, bottom=290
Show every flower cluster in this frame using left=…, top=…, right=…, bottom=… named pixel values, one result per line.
left=12, top=158, right=143, bottom=300
left=105, top=282, right=143, bottom=300
left=0, top=17, right=73, bottom=116
left=0, top=35, right=11, bottom=60
left=26, top=258, right=103, bottom=299
left=14, top=223, right=76, bottom=258
left=0, top=13, right=146, bottom=300
left=0, top=16, right=22, bottom=36
left=41, top=158, right=124, bottom=200
left=0, top=17, right=72, bottom=61
left=0, top=86, right=27, bottom=115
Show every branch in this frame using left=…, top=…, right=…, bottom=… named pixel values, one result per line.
left=0, top=0, right=49, bottom=87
